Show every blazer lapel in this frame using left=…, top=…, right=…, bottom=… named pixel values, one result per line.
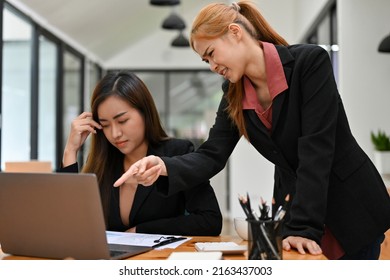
left=246, top=110, right=270, bottom=136
left=129, top=185, right=154, bottom=223
left=271, top=46, right=294, bottom=133
left=128, top=145, right=162, bottom=223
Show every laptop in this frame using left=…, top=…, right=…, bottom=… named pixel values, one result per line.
left=0, top=172, right=151, bottom=260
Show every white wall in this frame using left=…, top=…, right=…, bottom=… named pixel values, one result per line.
left=338, top=0, right=390, bottom=160
left=294, top=0, right=329, bottom=42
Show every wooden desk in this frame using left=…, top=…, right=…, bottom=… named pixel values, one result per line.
left=0, top=235, right=327, bottom=260
left=127, top=235, right=326, bottom=260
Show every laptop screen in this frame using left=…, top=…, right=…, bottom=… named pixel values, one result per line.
left=0, top=172, right=151, bottom=259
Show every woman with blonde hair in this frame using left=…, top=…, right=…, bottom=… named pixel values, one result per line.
left=116, top=1, right=390, bottom=259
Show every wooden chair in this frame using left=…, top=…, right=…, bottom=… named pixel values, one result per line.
left=4, top=161, right=52, bottom=173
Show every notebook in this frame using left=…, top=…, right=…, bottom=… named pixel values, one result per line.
left=0, top=172, right=151, bottom=260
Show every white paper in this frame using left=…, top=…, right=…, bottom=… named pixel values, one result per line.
left=106, top=231, right=190, bottom=250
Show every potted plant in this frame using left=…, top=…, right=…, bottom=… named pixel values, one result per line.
left=371, top=130, right=390, bottom=174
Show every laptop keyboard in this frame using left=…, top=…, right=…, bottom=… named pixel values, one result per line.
left=107, top=243, right=152, bottom=259
left=110, top=250, right=129, bottom=258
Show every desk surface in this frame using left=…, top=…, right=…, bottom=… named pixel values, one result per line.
left=0, top=235, right=327, bottom=260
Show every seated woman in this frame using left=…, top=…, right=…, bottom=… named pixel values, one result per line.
left=60, top=70, right=222, bottom=236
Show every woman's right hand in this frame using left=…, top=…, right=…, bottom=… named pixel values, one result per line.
left=282, top=236, right=323, bottom=255
left=114, top=155, right=167, bottom=187
left=63, top=112, right=102, bottom=166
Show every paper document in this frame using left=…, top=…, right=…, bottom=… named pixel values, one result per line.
left=106, top=231, right=190, bottom=250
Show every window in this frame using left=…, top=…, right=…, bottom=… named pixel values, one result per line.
left=38, top=35, right=58, bottom=167
left=1, top=7, right=32, bottom=167
left=135, top=71, right=223, bottom=147
left=302, top=1, right=338, bottom=85
left=0, top=3, right=101, bottom=170
left=83, top=61, right=102, bottom=161
left=62, top=50, right=83, bottom=163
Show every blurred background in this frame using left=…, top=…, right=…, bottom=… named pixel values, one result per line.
left=1, top=0, right=390, bottom=223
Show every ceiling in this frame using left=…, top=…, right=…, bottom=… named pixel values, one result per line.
left=5, top=0, right=229, bottom=119
left=4, top=0, right=328, bottom=129
left=9, top=0, right=226, bottom=65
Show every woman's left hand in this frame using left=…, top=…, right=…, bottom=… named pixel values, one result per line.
left=282, top=236, right=323, bottom=255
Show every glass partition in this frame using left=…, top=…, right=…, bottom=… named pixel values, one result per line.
left=83, top=61, right=102, bottom=162
left=136, top=71, right=223, bottom=148
left=38, top=35, right=58, bottom=168
left=1, top=3, right=100, bottom=170
left=62, top=50, right=82, bottom=157
left=168, top=72, right=222, bottom=147
left=1, top=7, right=32, bottom=167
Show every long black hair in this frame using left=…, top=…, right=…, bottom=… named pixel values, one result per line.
left=82, top=70, right=169, bottom=223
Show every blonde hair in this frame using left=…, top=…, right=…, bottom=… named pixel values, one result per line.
left=190, top=1, right=288, bottom=139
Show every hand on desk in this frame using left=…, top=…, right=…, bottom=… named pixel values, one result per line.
left=283, top=236, right=323, bottom=255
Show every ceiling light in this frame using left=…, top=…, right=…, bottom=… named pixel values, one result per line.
left=171, top=31, right=190, bottom=47
left=378, top=34, right=390, bottom=53
left=150, top=0, right=180, bottom=6
left=162, top=12, right=186, bottom=30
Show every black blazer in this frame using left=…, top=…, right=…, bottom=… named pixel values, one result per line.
left=160, top=44, right=390, bottom=254
left=60, top=138, right=222, bottom=236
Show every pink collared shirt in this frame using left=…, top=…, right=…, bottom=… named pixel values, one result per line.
left=242, top=41, right=288, bottom=131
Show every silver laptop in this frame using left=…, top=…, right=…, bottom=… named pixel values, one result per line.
left=0, top=172, right=151, bottom=260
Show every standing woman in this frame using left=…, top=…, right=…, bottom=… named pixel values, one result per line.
left=116, top=1, right=390, bottom=259
left=61, top=70, right=222, bottom=236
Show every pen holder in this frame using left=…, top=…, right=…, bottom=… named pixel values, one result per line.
left=247, top=219, right=283, bottom=260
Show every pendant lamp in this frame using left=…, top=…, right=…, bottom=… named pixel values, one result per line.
left=150, top=0, right=180, bottom=6
left=171, top=31, right=190, bottom=47
left=378, top=34, right=390, bottom=53
left=162, top=12, right=186, bottom=30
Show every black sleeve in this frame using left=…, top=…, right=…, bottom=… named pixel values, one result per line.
left=136, top=178, right=223, bottom=236
left=136, top=139, right=223, bottom=236
left=57, top=162, right=79, bottom=173
left=283, top=46, right=339, bottom=243
left=158, top=90, right=241, bottom=196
